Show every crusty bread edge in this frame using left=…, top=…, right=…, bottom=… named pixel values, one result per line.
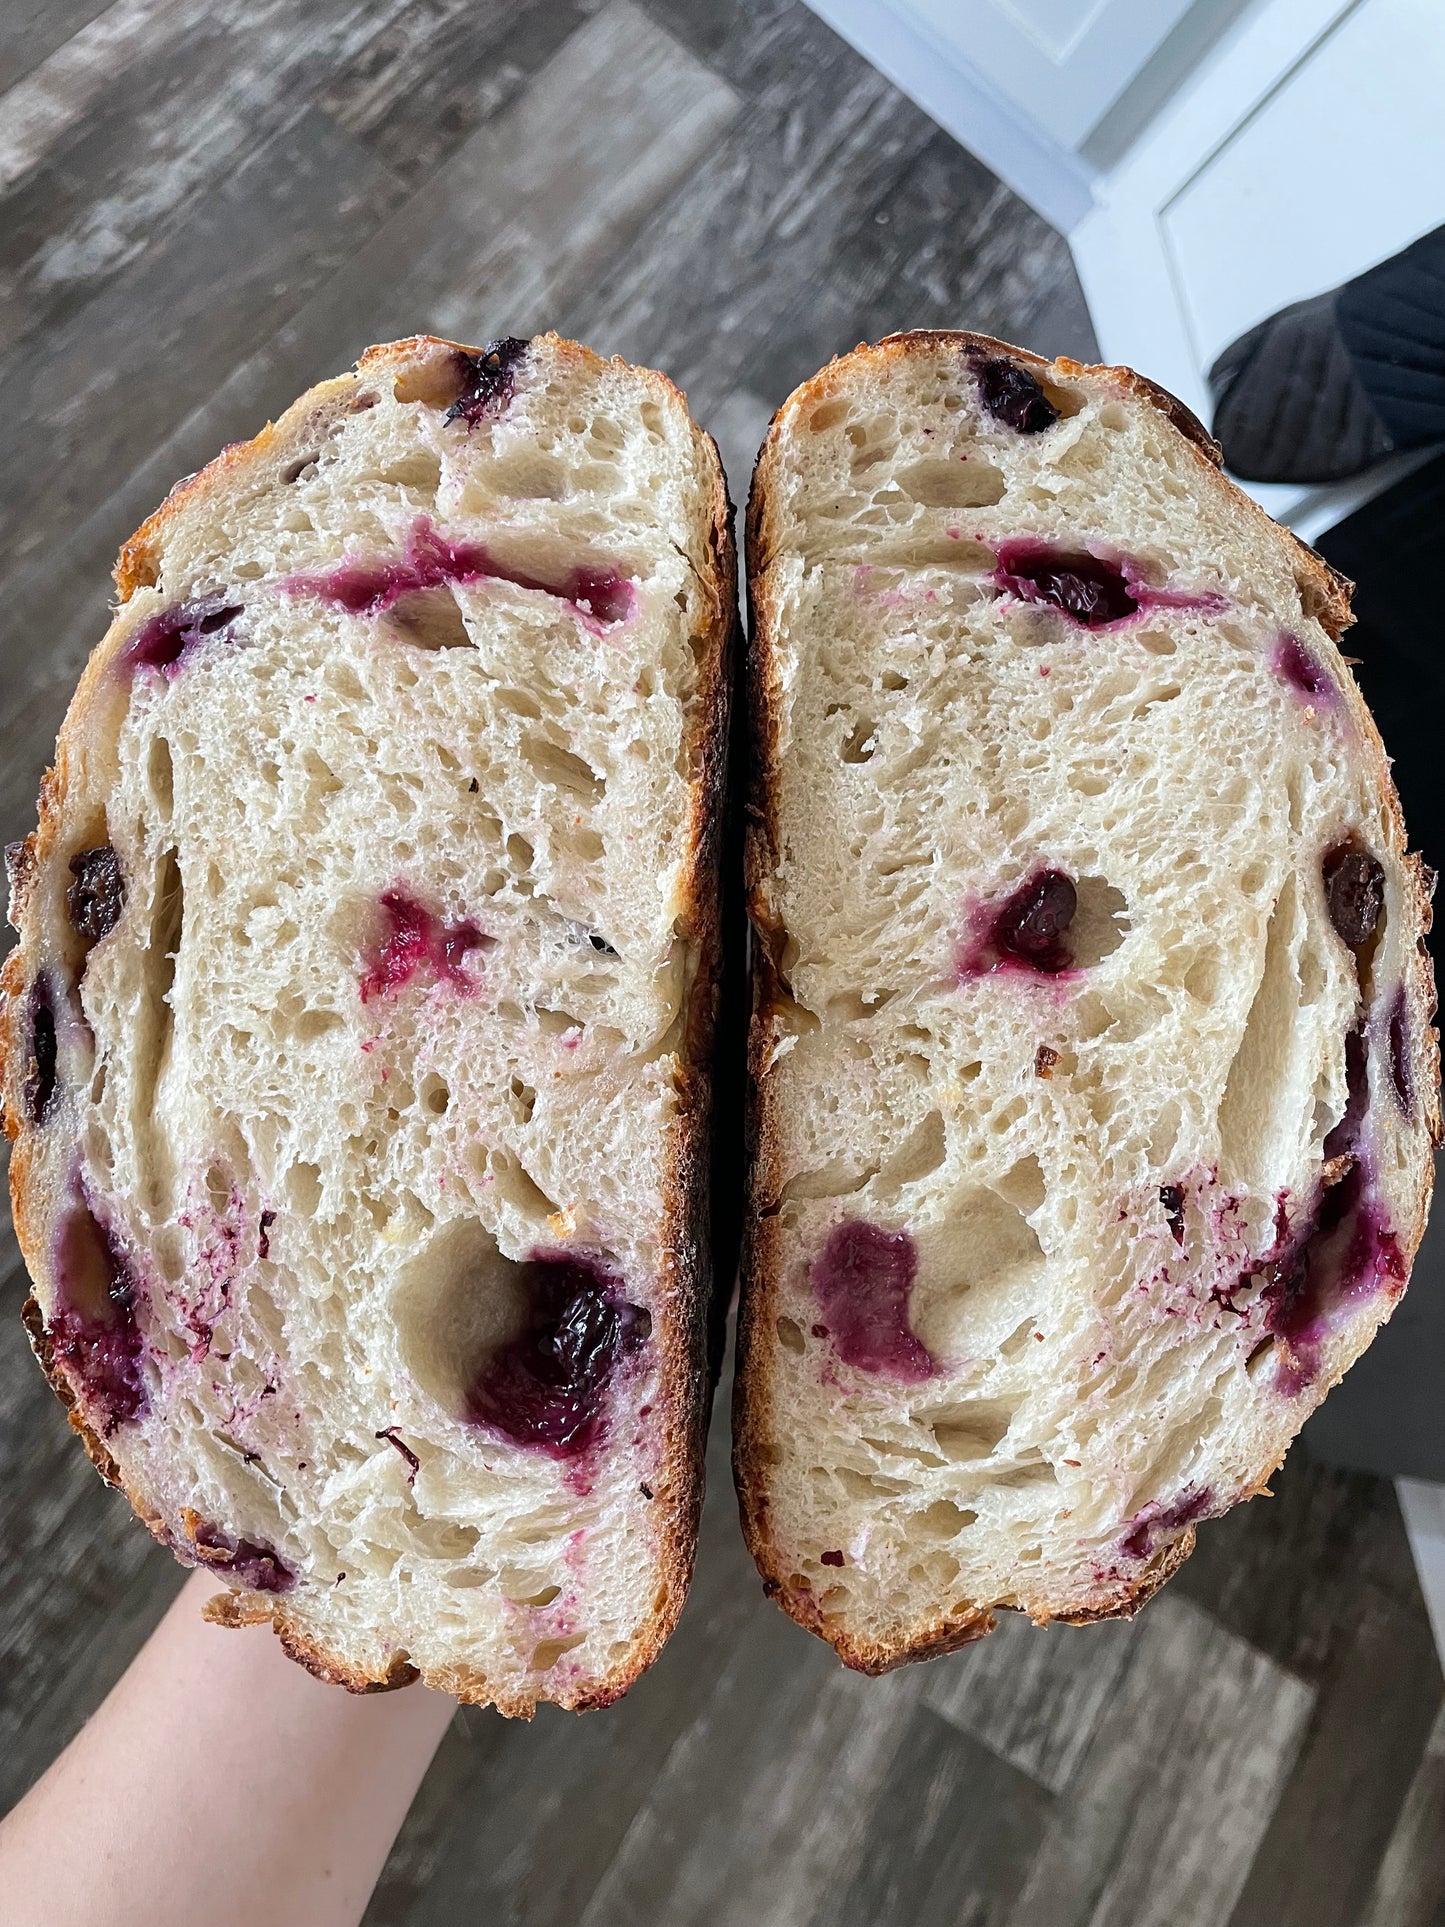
left=734, top=328, right=1439, bottom=1673
left=3, top=333, right=738, bottom=1717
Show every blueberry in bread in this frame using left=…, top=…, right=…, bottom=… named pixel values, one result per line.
left=1, top=333, right=734, bottom=1713
left=736, top=331, right=1439, bottom=1672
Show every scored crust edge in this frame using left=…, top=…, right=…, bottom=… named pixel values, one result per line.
left=2, top=333, right=740, bottom=1716
left=733, top=328, right=1440, bottom=1672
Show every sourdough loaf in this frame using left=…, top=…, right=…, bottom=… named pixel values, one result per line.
left=736, top=330, right=1438, bottom=1671
left=2, top=332, right=734, bottom=1713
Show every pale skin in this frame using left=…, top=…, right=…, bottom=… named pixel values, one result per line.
left=0, top=1569, right=456, bottom=1927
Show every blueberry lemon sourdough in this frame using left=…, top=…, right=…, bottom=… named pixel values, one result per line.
left=1, top=334, right=734, bottom=1713
left=736, top=331, right=1438, bottom=1671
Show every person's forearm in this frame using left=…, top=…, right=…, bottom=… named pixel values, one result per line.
left=0, top=1568, right=456, bottom=1927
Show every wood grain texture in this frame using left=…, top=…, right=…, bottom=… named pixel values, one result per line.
left=1, top=3, right=1441, bottom=1921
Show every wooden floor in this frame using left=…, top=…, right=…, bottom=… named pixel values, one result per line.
left=1, top=3, right=1442, bottom=1922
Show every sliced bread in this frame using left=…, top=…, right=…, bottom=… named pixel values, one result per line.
left=2, top=332, right=734, bottom=1713
left=736, top=331, right=1438, bottom=1671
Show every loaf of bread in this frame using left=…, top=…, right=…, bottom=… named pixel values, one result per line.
left=736, top=330, right=1439, bottom=1671
left=1, top=333, right=734, bottom=1713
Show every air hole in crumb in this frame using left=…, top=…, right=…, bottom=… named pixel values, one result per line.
left=896, top=456, right=1006, bottom=509
left=147, top=736, right=175, bottom=817
left=521, top=734, right=604, bottom=802
left=389, top=587, right=471, bottom=651
left=1067, top=878, right=1130, bottom=968
left=922, top=1402, right=1014, bottom=1460
left=286, top=1163, right=322, bottom=1214
left=840, top=718, right=878, bottom=764
left=508, top=1076, right=537, bottom=1123
left=915, top=1499, right=977, bottom=1539
left=1137, top=629, right=1177, bottom=656
left=531, top=1634, right=585, bottom=1672
left=776, top=1316, right=805, bottom=1353
left=420, top=1074, right=450, bottom=1116
left=808, top=399, right=850, bottom=433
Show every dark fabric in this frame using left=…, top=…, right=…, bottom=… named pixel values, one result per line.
left=1337, top=221, right=1445, bottom=447
left=1209, top=291, right=1393, bottom=484
left=1303, top=454, right=1445, bottom=1480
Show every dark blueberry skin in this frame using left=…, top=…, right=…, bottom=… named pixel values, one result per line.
left=1160, top=1184, right=1186, bottom=1246
left=466, top=1253, right=650, bottom=1456
left=810, top=1220, right=934, bottom=1381
left=1389, top=986, right=1416, bottom=1119
left=1323, top=845, right=1384, bottom=949
left=974, top=356, right=1060, bottom=435
left=1324, top=1021, right=1369, bottom=1160
left=67, top=844, right=126, bottom=945
left=25, top=977, right=58, bottom=1125
left=121, top=597, right=243, bottom=676
left=445, top=337, right=531, bottom=429
left=995, top=542, right=1139, bottom=627
left=193, top=1523, right=295, bottom=1592
left=992, top=870, right=1078, bottom=971
left=49, top=1202, right=149, bottom=1434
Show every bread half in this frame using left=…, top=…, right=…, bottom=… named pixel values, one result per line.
left=736, top=330, right=1439, bottom=1672
left=2, top=333, right=734, bottom=1713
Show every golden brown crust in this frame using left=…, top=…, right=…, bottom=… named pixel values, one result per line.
left=5, top=332, right=736, bottom=1714
left=736, top=326, right=1439, bottom=1672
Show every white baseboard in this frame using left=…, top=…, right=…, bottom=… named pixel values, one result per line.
left=802, top=0, right=1097, bottom=232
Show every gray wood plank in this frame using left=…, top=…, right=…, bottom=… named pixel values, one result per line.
left=1225, top=1582, right=1443, bottom=1927
left=810, top=1704, right=1053, bottom=1927
left=0, top=0, right=114, bottom=96
left=1006, top=1595, right=1313, bottom=1927
left=1359, top=1705, right=1445, bottom=1927
left=318, top=0, right=588, bottom=189
left=924, top=1607, right=1136, bottom=1795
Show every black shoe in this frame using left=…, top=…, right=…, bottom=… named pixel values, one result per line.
left=1209, top=224, right=1445, bottom=485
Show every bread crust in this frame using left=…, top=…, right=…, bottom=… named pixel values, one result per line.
left=735, top=328, right=1438, bottom=1671
left=3, top=334, right=736, bottom=1715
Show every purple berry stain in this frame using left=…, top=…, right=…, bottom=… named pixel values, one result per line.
left=286, top=516, right=634, bottom=636
left=25, top=976, right=59, bottom=1125
left=810, top=1221, right=935, bottom=1382
left=1272, top=633, right=1334, bottom=703
left=1322, top=844, right=1384, bottom=949
left=67, top=845, right=126, bottom=945
left=48, top=1199, right=149, bottom=1433
left=120, top=597, right=243, bottom=678
left=445, top=337, right=530, bottom=429
left=1249, top=1163, right=1405, bottom=1392
left=359, top=888, right=488, bottom=1003
left=1120, top=1486, right=1215, bottom=1561
left=958, top=869, right=1079, bottom=979
left=192, top=1521, right=295, bottom=1592
left=972, top=355, right=1059, bottom=435
left=466, top=1252, right=650, bottom=1457
left=994, top=541, right=1139, bottom=627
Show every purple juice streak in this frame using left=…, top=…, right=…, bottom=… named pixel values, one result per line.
left=466, top=1253, right=650, bottom=1457
left=958, top=868, right=1078, bottom=980
left=359, top=887, right=487, bottom=1002
left=24, top=976, right=58, bottom=1125
left=445, top=337, right=530, bottom=429
left=810, top=1221, right=935, bottom=1382
left=1272, top=633, right=1335, bottom=703
left=1120, top=1486, right=1215, bottom=1561
left=120, top=597, right=243, bottom=677
left=1389, top=986, right=1415, bottom=1119
left=285, top=516, right=634, bottom=635
left=193, top=1523, right=295, bottom=1593
left=49, top=1201, right=149, bottom=1433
